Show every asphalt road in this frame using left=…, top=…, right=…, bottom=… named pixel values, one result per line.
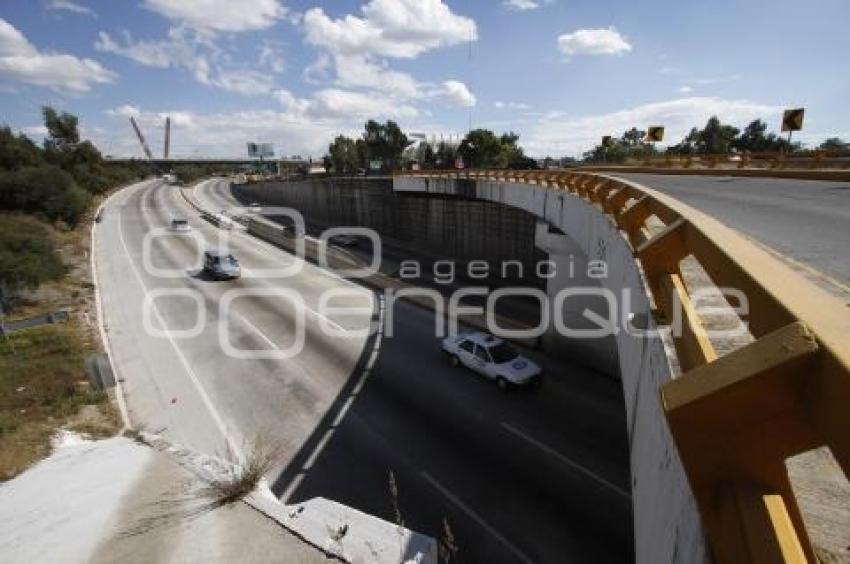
left=198, top=179, right=633, bottom=561
left=614, top=173, right=850, bottom=292
left=97, top=178, right=633, bottom=563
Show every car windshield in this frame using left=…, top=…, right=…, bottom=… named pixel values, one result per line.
left=488, top=342, right=519, bottom=363
left=173, top=220, right=187, bottom=226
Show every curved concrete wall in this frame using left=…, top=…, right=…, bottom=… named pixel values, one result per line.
left=395, top=176, right=708, bottom=564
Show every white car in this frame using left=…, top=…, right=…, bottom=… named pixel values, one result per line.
left=170, top=218, right=191, bottom=232
left=441, top=331, right=542, bottom=389
left=248, top=202, right=262, bottom=212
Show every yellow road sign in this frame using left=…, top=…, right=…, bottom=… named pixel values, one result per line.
left=647, top=126, right=665, bottom=142
left=781, top=108, right=805, bottom=132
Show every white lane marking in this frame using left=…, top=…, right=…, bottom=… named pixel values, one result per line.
left=280, top=294, right=382, bottom=503
left=500, top=422, right=630, bottom=500
left=420, top=471, right=534, bottom=564
left=90, top=185, right=154, bottom=430
left=118, top=197, right=243, bottom=461
left=234, top=312, right=280, bottom=351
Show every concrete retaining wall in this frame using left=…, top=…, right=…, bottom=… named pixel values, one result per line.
left=233, top=178, right=544, bottom=276
left=395, top=176, right=708, bottom=564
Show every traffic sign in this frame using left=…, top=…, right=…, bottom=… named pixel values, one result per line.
left=781, top=108, right=804, bottom=132
left=647, top=126, right=665, bottom=142
left=247, top=142, right=274, bottom=158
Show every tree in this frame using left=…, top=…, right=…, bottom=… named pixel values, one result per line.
left=458, top=129, right=504, bottom=168
left=732, top=119, right=791, bottom=153
left=0, top=215, right=66, bottom=296
left=325, top=135, right=361, bottom=175
left=0, top=126, right=44, bottom=171
left=818, top=137, right=849, bottom=151
left=362, top=120, right=411, bottom=173
left=42, top=106, right=80, bottom=149
left=0, top=166, right=90, bottom=227
left=697, top=116, right=739, bottom=154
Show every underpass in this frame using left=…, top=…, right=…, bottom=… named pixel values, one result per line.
left=96, top=178, right=634, bottom=563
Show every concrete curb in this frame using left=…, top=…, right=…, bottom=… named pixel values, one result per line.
left=137, top=432, right=438, bottom=564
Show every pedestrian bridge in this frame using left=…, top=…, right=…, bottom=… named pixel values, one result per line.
left=394, top=169, right=850, bottom=564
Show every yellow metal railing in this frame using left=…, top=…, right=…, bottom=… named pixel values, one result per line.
left=396, top=169, right=850, bottom=563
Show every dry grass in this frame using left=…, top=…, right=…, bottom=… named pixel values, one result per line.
left=0, top=320, right=119, bottom=481
left=201, top=436, right=284, bottom=505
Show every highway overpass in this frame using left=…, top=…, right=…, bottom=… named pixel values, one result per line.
left=92, top=170, right=850, bottom=563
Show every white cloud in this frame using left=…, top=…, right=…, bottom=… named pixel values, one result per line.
left=106, top=104, right=141, bottom=118
left=97, top=103, right=420, bottom=159
left=20, top=125, right=48, bottom=138
left=142, top=0, right=287, bottom=33
left=207, top=68, right=274, bottom=95
left=678, top=86, right=693, bottom=94
left=95, top=27, right=274, bottom=95
left=440, top=80, right=476, bottom=107
left=524, top=97, right=780, bottom=157
left=695, top=74, right=740, bottom=85
left=0, top=18, right=115, bottom=92
left=303, top=0, right=476, bottom=59
left=332, top=54, right=419, bottom=98
left=557, top=27, right=632, bottom=57
left=312, top=88, right=419, bottom=119
left=46, top=0, right=96, bottom=17
left=503, top=0, right=552, bottom=10
left=494, top=100, right=532, bottom=110
left=259, top=43, right=285, bottom=73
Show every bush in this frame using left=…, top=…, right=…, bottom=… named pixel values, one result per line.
left=0, top=215, right=65, bottom=294
left=0, top=166, right=90, bottom=227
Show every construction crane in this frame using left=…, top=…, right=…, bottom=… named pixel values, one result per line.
left=163, top=116, right=171, bottom=159
left=129, top=116, right=153, bottom=160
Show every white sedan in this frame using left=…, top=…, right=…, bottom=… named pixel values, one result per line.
left=441, top=331, right=542, bottom=389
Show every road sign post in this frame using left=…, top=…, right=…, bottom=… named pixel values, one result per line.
left=781, top=108, right=805, bottom=146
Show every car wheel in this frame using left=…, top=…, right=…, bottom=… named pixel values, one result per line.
left=450, top=354, right=460, bottom=367
left=496, top=377, right=509, bottom=391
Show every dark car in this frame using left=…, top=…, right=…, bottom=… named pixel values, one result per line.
left=202, top=249, right=241, bottom=280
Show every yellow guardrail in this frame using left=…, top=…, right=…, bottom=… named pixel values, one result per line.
left=397, top=169, right=850, bottom=563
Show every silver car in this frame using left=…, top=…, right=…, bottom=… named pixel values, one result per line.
left=202, top=249, right=241, bottom=280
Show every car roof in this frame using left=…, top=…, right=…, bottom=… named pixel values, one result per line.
left=458, top=331, right=504, bottom=348
left=204, top=249, right=232, bottom=257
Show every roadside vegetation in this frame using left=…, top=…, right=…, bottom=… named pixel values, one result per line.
left=0, top=107, right=149, bottom=480
left=322, top=117, right=849, bottom=174
left=582, top=117, right=849, bottom=163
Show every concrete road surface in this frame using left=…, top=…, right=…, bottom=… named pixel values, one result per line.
left=614, top=173, right=850, bottom=294
left=96, top=178, right=633, bottom=563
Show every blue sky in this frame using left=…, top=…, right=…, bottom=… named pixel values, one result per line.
left=1, top=0, right=848, bottom=158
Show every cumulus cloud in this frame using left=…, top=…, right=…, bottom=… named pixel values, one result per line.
left=46, top=0, right=96, bottom=17
left=440, top=80, right=476, bottom=107
left=106, top=104, right=141, bottom=118
left=557, top=27, right=632, bottom=57
left=95, top=27, right=273, bottom=95
left=332, top=54, right=419, bottom=98
left=524, top=96, right=781, bottom=156
left=142, top=0, right=287, bottom=33
left=97, top=103, right=421, bottom=159
left=303, top=0, right=476, bottom=59
left=0, top=18, right=115, bottom=92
